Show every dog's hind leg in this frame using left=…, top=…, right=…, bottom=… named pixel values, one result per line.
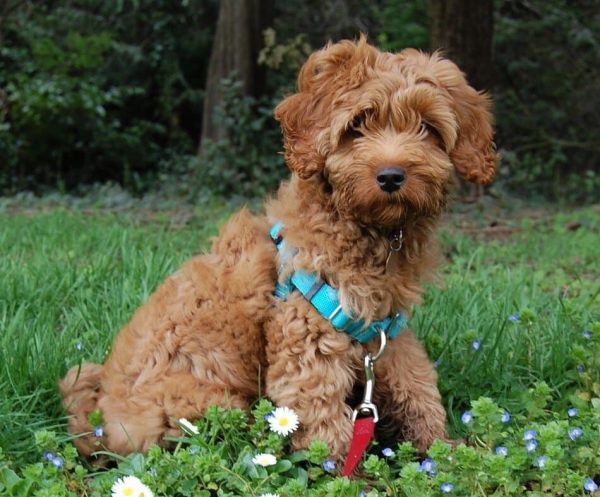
left=373, top=330, right=450, bottom=452
left=60, top=363, right=105, bottom=456
left=97, top=374, right=251, bottom=455
left=160, top=375, right=252, bottom=438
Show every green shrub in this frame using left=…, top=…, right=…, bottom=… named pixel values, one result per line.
left=493, top=0, right=600, bottom=203
left=374, top=0, right=429, bottom=52
left=198, top=78, right=287, bottom=198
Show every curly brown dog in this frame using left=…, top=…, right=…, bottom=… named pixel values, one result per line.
left=60, top=36, right=495, bottom=462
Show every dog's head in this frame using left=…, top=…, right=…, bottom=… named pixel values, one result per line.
left=275, top=36, right=496, bottom=228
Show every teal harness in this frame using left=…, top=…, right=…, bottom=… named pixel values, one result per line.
left=270, top=223, right=407, bottom=344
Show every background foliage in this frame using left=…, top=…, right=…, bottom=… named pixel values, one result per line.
left=493, top=0, right=600, bottom=201
left=0, top=0, right=598, bottom=200
left=0, top=0, right=216, bottom=191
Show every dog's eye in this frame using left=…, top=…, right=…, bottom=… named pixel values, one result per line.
left=351, top=114, right=365, bottom=130
left=343, top=114, right=366, bottom=140
left=420, top=120, right=434, bottom=134
left=420, top=120, right=442, bottom=140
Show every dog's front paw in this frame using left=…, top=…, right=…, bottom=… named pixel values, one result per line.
left=441, top=436, right=464, bottom=449
left=326, top=418, right=354, bottom=464
left=291, top=415, right=354, bottom=465
left=410, top=425, right=453, bottom=454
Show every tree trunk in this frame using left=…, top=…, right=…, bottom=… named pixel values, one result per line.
left=200, top=0, right=273, bottom=150
left=429, top=0, right=494, bottom=91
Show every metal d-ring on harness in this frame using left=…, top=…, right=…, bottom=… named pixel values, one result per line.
left=352, top=328, right=387, bottom=423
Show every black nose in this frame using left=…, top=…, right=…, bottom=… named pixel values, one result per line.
left=376, top=167, right=406, bottom=193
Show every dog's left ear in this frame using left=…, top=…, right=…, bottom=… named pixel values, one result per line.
left=446, top=75, right=497, bottom=185
left=399, top=50, right=497, bottom=185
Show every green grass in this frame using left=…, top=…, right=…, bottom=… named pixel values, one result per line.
left=420, top=209, right=599, bottom=427
left=0, top=208, right=228, bottom=464
left=0, top=203, right=598, bottom=471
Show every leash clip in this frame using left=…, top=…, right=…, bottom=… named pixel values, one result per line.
left=351, top=328, right=387, bottom=422
left=344, top=327, right=389, bottom=475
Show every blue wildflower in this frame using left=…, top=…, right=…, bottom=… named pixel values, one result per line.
left=584, top=478, right=598, bottom=493
left=322, top=459, right=336, bottom=472
left=264, top=413, right=275, bottom=422
left=508, top=314, right=520, bottom=322
left=94, top=425, right=103, bottom=437
left=501, top=410, right=511, bottom=423
left=567, top=407, right=578, bottom=417
left=582, top=330, right=592, bottom=339
left=526, top=440, right=538, bottom=452
left=419, top=458, right=437, bottom=475
left=75, top=342, right=83, bottom=351
left=495, top=446, right=508, bottom=456
left=472, top=339, right=481, bottom=351
left=43, top=451, right=64, bottom=469
left=568, top=427, right=583, bottom=440
left=440, top=482, right=454, bottom=493
left=433, top=359, right=441, bottom=369
left=358, top=492, right=366, bottom=497
left=381, top=447, right=394, bottom=457
left=148, top=467, right=157, bottom=478
left=577, top=364, right=585, bottom=372
left=523, top=430, right=537, bottom=441
left=461, top=411, right=473, bottom=424
left=536, top=456, right=547, bottom=468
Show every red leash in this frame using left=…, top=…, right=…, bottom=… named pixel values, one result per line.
left=342, top=333, right=387, bottom=476
left=342, top=416, right=376, bottom=476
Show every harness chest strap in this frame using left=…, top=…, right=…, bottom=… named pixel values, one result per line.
left=269, top=222, right=408, bottom=344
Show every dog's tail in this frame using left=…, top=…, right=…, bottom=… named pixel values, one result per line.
left=59, top=362, right=103, bottom=456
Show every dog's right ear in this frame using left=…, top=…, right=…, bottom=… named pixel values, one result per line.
left=274, top=91, right=326, bottom=180
left=274, top=47, right=336, bottom=180
left=275, top=35, right=378, bottom=180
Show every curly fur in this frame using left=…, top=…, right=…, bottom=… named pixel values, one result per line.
left=60, top=35, right=496, bottom=462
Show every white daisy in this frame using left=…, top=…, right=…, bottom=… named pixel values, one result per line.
left=111, top=475, right=154, bottom=497
left=178, top=417, right=199, bottom=435
left=268, top=406, right=299, bottom=436
left=252, top=453, right=277, bottom=467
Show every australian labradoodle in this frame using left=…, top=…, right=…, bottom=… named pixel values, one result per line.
left=60, top=36, right=496, bottom=462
